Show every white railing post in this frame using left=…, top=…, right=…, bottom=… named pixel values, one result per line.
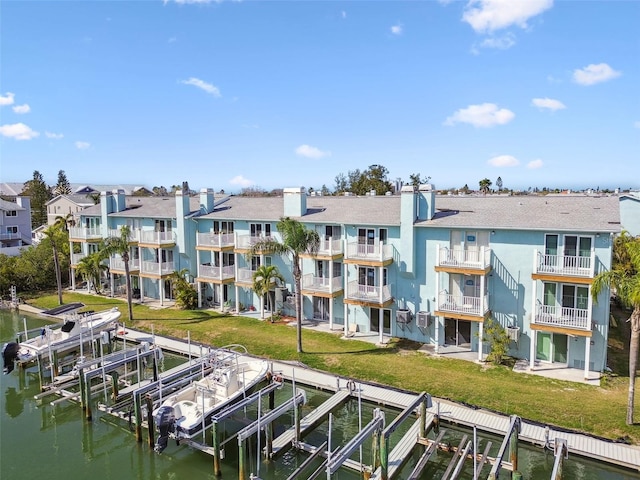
left=590, top=249, right=595, bottom=277
left=533, top=249, right=538, bottom=274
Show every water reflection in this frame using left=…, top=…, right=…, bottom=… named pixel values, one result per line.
left=4, top=387, right=23, bottom=417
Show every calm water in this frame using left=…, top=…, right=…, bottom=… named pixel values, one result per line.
left=1, top=308, right=638, bottom=480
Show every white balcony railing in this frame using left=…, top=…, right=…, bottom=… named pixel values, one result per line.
left=69, top=226, right=103, bottom=240
left=71, top=253, right=86, bottom=265
left=317, top=238, right=343, bottom=256
left=534, top=250, right=594, bottom=278
left=236, top=267, right=257, bottom=283
left=345, top=280, right=392, bottom=303
left=197, top=232, right=235, bottom=248
left=110, top=257, right=140, bottom=271
left=0, top=232, right=21, bottom=241
left=139, top=230, right=176, bottom=245
left=302, top=274, right=343, bottom=294
left=534, top=304, right=590, bottom=331
left=437, top=292, right=488, bottom=317
left=141, top=261, right=174, bottom=276
left=437, top=246, right=491, bottom=270
left=345, top=242, right=393, bottom=262
left=198, top=264, right=235, bottom=281
left=107, top=228, right=140, bottom=243
left=236, top=234, right=272, bottom=250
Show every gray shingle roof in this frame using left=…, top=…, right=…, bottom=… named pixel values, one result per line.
left=0, top=198, right=25, bottom=211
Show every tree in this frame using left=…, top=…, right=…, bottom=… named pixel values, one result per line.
left=86, top=193, right=101, bottom=205
left=408, top=173, right=431, bottom=188
left=480, top=318, right=511, bottom=365
left=592, top=231, right=640, bottom=425
left=479, top=178, right=492, bottom=194
left=252, top=264, right=285, bottom=319
left=55, top=170, right=72, bottom=195
left=102, top=226, right=134, bottom=321
left=42, top=220, right=67, bottom=305
left=496, top=176, right=503, bottom=192
left=170, top=268, right=197, bottom=310
left=335, top=165, right=394, bottom=196
left=249, top=217, right=320, bottom=353
left=76, top=252, right=107, bottom=294
left=22, top=170, right=51, bottom=228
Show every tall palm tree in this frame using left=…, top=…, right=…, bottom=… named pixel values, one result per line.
left=43, top=222, right=65, bottom=305
left=102, top=226, right=134, bottom=321
left=249, top=217, right=319, bottom=353
left=252, top=264, right=285, bottom=319
left=76, top=252, right=108, bottom=294
left=479, top=178, right=492, bottom=195
left=592, top=231, right=640, bottom=425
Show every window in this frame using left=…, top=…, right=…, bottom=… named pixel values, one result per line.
left=5, top=210, right=16, bottom=217
left=250, top=223, right=271, bottom=237
left=213, top=221, right=234, bottom=234
left=6, top=226, right=18, bottom=234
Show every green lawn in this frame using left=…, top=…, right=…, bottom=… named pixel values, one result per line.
left=27, top=292, right=639, bottom=444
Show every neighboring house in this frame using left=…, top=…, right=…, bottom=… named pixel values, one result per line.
left=0, top=197, right=32, bottom=255
left=46, top=194, right=95, bottom=226
left=71, top=184, right=152, bottom=196
left=619, top=193, right=640, bottom=237
left=71, top=186, right=625, bottom=380
left=0, top=182, right=25, bottom=200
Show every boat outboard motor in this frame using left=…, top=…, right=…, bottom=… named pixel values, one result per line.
left=154, top=406, right=176, bottom=453
left=2, top=342, right=19, bottom=374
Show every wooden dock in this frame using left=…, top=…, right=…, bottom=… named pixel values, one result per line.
left=270, top=389, right=351, bottom=457
left=118, top=327, right=640, bottom=472
left=371, top=417, right=426, bottom=479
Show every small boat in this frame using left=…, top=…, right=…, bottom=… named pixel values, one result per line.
left=2, top=307, right=122, bottom=373
left=153, top=345, right=269, bottom=453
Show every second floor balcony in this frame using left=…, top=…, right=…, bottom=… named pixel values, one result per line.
left=140, top=260, right=174, bottom=276
left=436, top=245, right=491, bottom=272
left=69, top=226, right=103, bottom=241
left=317, top=238, right=343, bottom=257
left=301, top=273, right=343, bottom=295
left=139, top=230, right=176, bottom=246
left=110, top=257, right=140, bottom=272
left=236, top=234, right=272, bottom=251
left=436, top=291, right=489, bottom=318
left=344, top=242, right=393, bottom=264
left=533, top=303, right=591, bottom=331
left=533, top=250, right=595, bottom=278
left=345, top=280, right=392, bottom=304
left=235, top=267, right=257, bottom=285
left=70, top=252, right=86, bottom=266
left=107, top=228, right=140, bottom=243
left=198, top=264, right=235, bottom=282
left=197, top=232, right=235, bottom=249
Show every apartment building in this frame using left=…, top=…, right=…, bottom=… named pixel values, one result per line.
left=0, top=197, right=32, bottom=256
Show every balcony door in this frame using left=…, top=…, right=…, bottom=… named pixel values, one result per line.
left=358, top=228, right=375, bottom=254
left=536, top=332, right=568, bottom=364
left=155, top=219, right=171, bottom=232
left=370, top=308, right=391, bottom=335
left=313, top=297, right=329, bottom=321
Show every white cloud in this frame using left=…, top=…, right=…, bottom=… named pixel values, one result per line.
left=12, top=104, right=31, bottom=114
left=444, top=103, right=515, bottom=128
left=45, top=131, right=64, bottom=139
left=634, top=121, right=640, bottom=129
left=0, top=92, right=15, bottom=106
left=75, top=141, right=91, bottom=149
left=229, top=175, right=254, bottom=188
left=527, top=159, right=544, bottom=169
left=573, top=63, right=621, bottom=86
left=462, top=0, right=553, bottom=33
left=181, top=77, right=221, bottom=97
left=0, top=123, right=39, bottom=140
left=478, top=32, right=515, bottom=50
left=391, top=24, right=403, bottom=35
left=488, top=155, right=519, bottom=167
left=531, top=97, right=566, bottom=111
left=341, top=10, right=347, bottom=19
left=168, top=36, right=177, bottom=43
left=295, top=144, right=331, bottom=159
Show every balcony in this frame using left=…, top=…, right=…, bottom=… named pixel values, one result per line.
left=533, top=303, right=590, bottom=331
left=345, top=280, right=392, bottom=305
left=139, top=230, right=176, bottom=246
left=435, top=291, right=489, bottom=319
left=69, top=226, right=103, bottom=241
left=198, top=264, right=235, bottom=282
left=70, top=253, right=86, bottom=266
left=236, top=234, right=272, bottom=251
left=317, top=238, right=343, bottom=257
left=236, top=267, right=257, bottom=285
left=110, top=257, right=140, bottom=273
left=107, top=228, right=140, bottom=243
left=533, top=250, right=594, bottom=279
left=344, top=242, right=393, bottom=264
left=197, top=232, right=235, bottom=249
left=140, top=261, right=174, bottom=276
left=436, top=246, right=491, bottom=272
left=301, top=274, right=343, bottom=295
left=0, top=232, right=21, bottom=241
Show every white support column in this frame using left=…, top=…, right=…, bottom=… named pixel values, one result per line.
left=197, top=281, right=202, bottom=308
left=434, top=316, right=440, bottom=354
left=478, top=321, right=484, bottom=362
left=196, top=249, right=201, bottom=279
left=160, top=279, right=164, bottom=306
left=480, top=274, right=486, bottom=314
left=71, top=268, right=76, bottom=290
left=110, top=272, right=115, bottom=298
left=219, top=284, right=224, bottom=312
left=344, top=262, right=349, bottom=337
left=379, top=308, right=384, bottom=345
left=344, top=303, right=349, bottom=337
left=584, top=337, right=591, bottom=379
left=329, top=298, right=334, bottom=330
left=235, top=284, right=239, bottom=313
left=379, top=265, right=383, bottom=303
left=140, top=277, right=145, bottom=303
left=530, top=278, right=538, bottom=370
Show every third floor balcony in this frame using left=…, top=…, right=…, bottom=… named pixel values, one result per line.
left=533, top=250, right=595, bottom=279
left=197, top=232, right=235, bottom=249
left=139, top=230, right=176, bottom=247
left=532, top=302, right=591, bottom=332
left=301, top=273, right=343, bottom=296
left=435, top=245, right=492, bottom=273
left=69, top=226, right=103, bottom=241
left=344, top=242, right=393, bottom=265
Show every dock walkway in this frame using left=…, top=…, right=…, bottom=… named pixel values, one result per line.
left=117, top=328, right=640, bottom=472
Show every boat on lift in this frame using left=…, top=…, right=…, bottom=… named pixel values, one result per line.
left=153, top=345, right=269, bottom=453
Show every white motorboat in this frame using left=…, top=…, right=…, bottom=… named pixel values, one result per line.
left=2, top=307, right=122, bottom=372
left=153, top=346, right=269, bottom=453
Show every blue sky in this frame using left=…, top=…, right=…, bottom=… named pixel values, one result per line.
left=1, top=0, right=638, bottom=193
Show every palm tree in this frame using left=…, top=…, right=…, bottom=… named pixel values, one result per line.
left=479, top=178, right=492, bottom=195
left=592, top=231, right=640, bottom=425
left=76, top=252, right=108, bottom=294
left=102, top=226, right=134, bottom=321
left=43, top=222, right=65, bottom=305
left=252, top=264, right=285, bottom=319
left=249, top=217, right=320, bottom=353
